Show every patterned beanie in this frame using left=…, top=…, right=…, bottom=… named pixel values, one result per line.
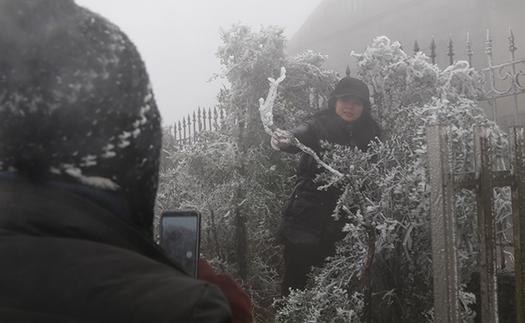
left=0, top=0, right=162, bottom=232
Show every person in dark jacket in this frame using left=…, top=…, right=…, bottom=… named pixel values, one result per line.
left=0, top=1, right=251, bottom=322
left=271, top=76, right=381, bottom=296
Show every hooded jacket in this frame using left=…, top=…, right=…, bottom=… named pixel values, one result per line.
left=0, top=179, right=232, bottom=323
left=0, top=2, right=235, bottom=322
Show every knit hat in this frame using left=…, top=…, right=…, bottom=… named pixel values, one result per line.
left=328, top=76, right=371, bottom=110
left=0, top=0, right=162, bottom=232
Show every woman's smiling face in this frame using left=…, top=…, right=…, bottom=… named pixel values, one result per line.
left=335, top=95, right=364, bottom=122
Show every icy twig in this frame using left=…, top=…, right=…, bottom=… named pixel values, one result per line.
left=259, top=67, right=286, bottom=136
left=259, top=67, right=344, bottom=179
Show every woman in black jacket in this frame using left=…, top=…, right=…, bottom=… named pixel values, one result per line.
left=271, top=76, right=381, bottom=296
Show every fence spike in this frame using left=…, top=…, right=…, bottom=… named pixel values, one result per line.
left=204, top=108, right=208, bottom=131
left=191, top=112, right=196, bottom=144
left=176, top=121, right=181, bottom=147
left=430, top=36, right=436, bottom=65
left=485, top=29, right=494, bottom=59
left=413, top=39, right=420, bottom=54
left=183, top=116, right=188, bottom=145
left=447, top=34, right=455, bottom=66
left=466, top=32, right=474, bottom=67
left=509, top=28, right=517, bottom=59
left=197, top=107, right=202, bottom=132
left=208, top=107, right=213, bottom=131
left=176, top=120, right=180, bottom=144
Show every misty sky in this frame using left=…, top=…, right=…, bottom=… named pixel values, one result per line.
left=75, top=0, right=322, bottom=126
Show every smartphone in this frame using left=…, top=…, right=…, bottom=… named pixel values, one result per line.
left=159, top=210, right=201, bottom=277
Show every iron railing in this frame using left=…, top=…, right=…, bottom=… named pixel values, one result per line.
left=413, top=28, right=525, bottom=126
left=172, top=106, right=225, bottom=146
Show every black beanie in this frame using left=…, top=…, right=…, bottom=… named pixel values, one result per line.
left=0, top=0, right=162, bottom=231
left=328, top=76, right=371, bottom=110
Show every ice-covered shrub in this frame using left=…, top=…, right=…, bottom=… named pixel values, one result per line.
left=275, top=36, right=510, bottom=323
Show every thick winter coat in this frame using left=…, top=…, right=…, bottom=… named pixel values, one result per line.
left=277, top=111, right=380, bottom=252
left=0, top=179, right=232, bottom=323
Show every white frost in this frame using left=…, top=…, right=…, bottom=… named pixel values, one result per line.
left=64, top=166, right=120, bottom=190
left=80, top=155, right=97, bottom=167
left=102, top=144, right=116, bottom=158
left=132, top=128, right=141, bottom=138
left=50, top=167, right=61, bottom=174
left=118, top=140, right=130, bottom=148
left=119, top=131, right=131, bottom=139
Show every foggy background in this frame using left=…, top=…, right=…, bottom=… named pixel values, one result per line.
left=75, top=0, right=322, bottom=126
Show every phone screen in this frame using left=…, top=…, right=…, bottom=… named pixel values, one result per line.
left=160, top=211, right=200, bottom=277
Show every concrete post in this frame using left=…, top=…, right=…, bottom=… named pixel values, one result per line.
left=427, top=125, right=460, bottom=323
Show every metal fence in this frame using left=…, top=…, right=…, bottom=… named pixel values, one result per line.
left=423, top=29, right=525, bottom=323
left=172, top=106, right=225, bottom=146
left=478, top=30, right=525, bottom=126
left=428, top=125, right=524, bottom=323
left=413, top=28, right=525, bottom=127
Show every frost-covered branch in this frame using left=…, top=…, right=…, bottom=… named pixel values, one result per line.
left=259, top=67, right=344, bottom=178
left=259, top=67, right=286, bottom=136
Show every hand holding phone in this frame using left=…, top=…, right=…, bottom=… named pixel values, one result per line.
left=159, top=210, right=201, bottom=277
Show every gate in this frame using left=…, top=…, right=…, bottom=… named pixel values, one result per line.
left=427, top=124, right=525, bottom=323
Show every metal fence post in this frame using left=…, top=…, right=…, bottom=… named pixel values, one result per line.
left=509, top=126, right=525, bottom=322
left=427, top=125, right=460, bottom=323
left=474, top=125, right=499, bottom=323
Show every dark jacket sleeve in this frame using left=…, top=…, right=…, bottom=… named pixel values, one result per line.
left=190, top=284, right=234, bottom=323
left=281, top=119, right=319, bottom=154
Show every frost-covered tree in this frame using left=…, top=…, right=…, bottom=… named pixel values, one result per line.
left=156, top=24, right=337, bottom=319
left=274, top=36, right=510, bottom=322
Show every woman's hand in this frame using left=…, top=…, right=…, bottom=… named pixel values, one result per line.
left=270, top=130, right=293, bottom=150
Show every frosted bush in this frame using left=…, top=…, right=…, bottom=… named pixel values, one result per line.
left=276, top=36, right=510, bottom=323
